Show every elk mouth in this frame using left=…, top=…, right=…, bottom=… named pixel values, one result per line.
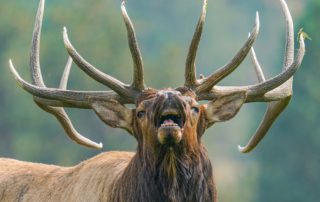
left=156, top=109, right=185, bottom=129
left=155, top=108, right=185, bottom=145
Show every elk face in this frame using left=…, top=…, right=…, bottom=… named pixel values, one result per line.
left=93, top=89, right=246, bottom=152
left=135, top=90, right=198, bottom=148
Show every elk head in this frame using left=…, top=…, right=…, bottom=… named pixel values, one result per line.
left=9, top=0, right=305, bottom=155
left=107, top=88, right=245, bottom=155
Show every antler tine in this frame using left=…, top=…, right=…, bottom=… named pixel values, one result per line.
left=238, top=100, right=290, bottom=153
left=63, top=1, right=146, bottom=100
left=248, top=33, right=266, bottom=83
left=59, top=57, right=73, bottom=89
left=57, top=58, right=103, bottom=149
left=237, top=42, right=277, bottom=154
left=238, top=0, right=303, bottom=153
left=29, top=0, right=45, bottom=87
left=37, top=102, right=103, bottom=149
left=36, top=58, right=103, bottom=149
left=198, top=20, right=305, bottom=102
left=280, top=0, right=294, bottom=69
left=185, top=0, right=207, bottom=88
left=250, top=47, right=266, bottom=82
left=121, top=1, right=145, bottom=91
left=63, top=28, right=138, bottom=102
left=246, top=34, right=305, bottom=98
left=196, top=12, right=260, bottom=93
left=16, top=0, right=102, bottom=149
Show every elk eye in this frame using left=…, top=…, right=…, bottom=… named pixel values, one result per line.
left=137, top=110, right=146, bottom=118
left=191, top=106, right=199, bottom=114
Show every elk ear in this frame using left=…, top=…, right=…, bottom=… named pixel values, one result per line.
left=90, top=99, right=133, bottom=134
left=204, top=92, right=246, bottom=124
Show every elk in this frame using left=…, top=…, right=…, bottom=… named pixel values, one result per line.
left=0, top=0, right=305, bottom=201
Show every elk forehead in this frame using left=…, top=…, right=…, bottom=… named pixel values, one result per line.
left=136, top=88, right=197, bottom=106
left=153, top=89, right=197, bottom=109
left=156, top=90, right=182, bottom=97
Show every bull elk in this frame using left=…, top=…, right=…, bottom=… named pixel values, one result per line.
left=0, top=0, right=305, bottom=201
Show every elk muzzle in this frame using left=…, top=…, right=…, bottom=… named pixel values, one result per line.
left=154, top=91, right=186, bottom=145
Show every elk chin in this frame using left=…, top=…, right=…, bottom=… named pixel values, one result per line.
left=157, top=118, right=184, bottom=145
left=157, top=125, right=182, bottom=145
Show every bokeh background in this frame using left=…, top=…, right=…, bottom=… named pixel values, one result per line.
left=0, top=0, right=319, bottom=201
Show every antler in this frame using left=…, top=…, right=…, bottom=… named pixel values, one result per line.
left=9, top=0, right=304, bottom=153
left=236, top=0, right=305, bottom=153
left=184, top=0, right=207, bottom=87
left=185, top=0, right=305, bottom=152
left=9, top=0, right=145, bottom=148
left=185, top=0, right=260, bottom=91
left=62, top=1, right=145, bottom=102
left=9, top=0, right=103, bottom=149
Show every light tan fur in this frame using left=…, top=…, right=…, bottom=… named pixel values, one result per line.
left=0, top=152, right=133, bottom=202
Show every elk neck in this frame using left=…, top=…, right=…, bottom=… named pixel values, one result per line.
left=111, top=139, right=216, bottom=201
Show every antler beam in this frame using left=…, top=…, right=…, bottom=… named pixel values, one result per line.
left=8, top=0, right=146, bottom=149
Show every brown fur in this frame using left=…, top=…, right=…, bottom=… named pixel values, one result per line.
left=0, top=152, right=133, bottom=201
left=0, top=89, right=247, bottom=201
left=0, top=149, right=215, bottom=201
left=107, top=89, right=217, bottom=201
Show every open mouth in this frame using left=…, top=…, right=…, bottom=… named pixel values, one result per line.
left=156, top=109, right=185, bottom=129
left=153, top=92, right=186, bottom=145
left=155, top=107, right=185, bottom=145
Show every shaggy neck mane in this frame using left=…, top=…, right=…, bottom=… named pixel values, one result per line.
left=110, top=143, right=216, bottom=201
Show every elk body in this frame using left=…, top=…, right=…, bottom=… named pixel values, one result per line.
left=0, top=0, right=305, bottom=201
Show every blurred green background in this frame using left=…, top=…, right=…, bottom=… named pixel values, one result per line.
left=0, top=0, right=319, bottom=201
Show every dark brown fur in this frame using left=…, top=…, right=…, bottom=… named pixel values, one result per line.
left=109, top=89, right=217, bottom=201
left=110, top=146, right=215, bottom=202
